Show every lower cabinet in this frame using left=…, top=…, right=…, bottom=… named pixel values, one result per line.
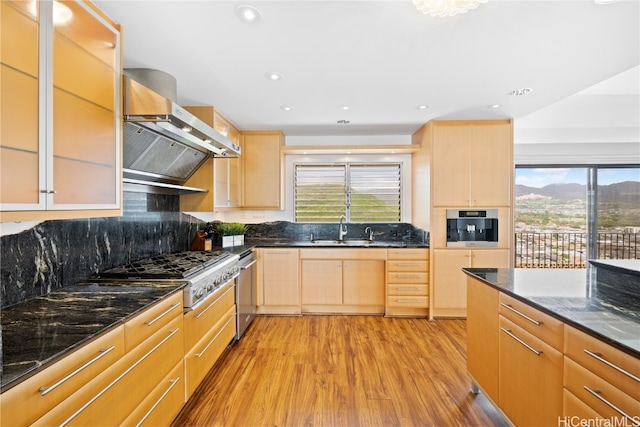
left=386, top=248, right=429, bottom=317
left=32, top=292, right=185, bottom=426
left=432, top=249, right=510, bottom=317
left=257, top=248, right=301, bottom=315
left=183, top=280, right=237, bottom=399
left=466, top=277, right=640, bottom=427
left=300, top=249, right=386, bottom=314
left=563, top=325, right=640, bottom=424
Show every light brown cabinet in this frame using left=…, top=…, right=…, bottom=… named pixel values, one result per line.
left=466, top=275, right=499, bottom=404
left=431, top=120, right=512, bottom=208
left=25, top=292, right=185, bottom=426
left=563, top=325, right=640, bottom=423
left=432, top=249, right=511, bottom=317
left=257, top=248, right=300, bottom=314
left=242, top=131, right=284, bottom=209
left=180, top=106, right=242, bottom=211
left=1, top=0, right=122, bottom=221
left=385, top=248, right=429, bottom=317
left=300, top=248, right=386, bottom=314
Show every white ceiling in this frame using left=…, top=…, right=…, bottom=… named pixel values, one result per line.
left=94, top=0, right=640, bottom=142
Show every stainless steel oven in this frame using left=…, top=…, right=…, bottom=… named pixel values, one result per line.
left=446, top=209, right=499, bottom=247
left=235, top=250, right=257, bottom=340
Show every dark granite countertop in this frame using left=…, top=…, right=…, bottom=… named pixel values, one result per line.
left=245, top=238, right=429, bottom=248
left=0, top=281, right=185, bottom=391
left=463, top=264, right=640, bottom=358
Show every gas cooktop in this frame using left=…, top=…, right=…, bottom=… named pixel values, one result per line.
left=97, top=250, right=231, bottom=279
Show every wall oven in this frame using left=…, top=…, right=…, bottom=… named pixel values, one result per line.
left=446, top=209, right=499, bottom=247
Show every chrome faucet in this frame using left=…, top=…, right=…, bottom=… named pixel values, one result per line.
left=364, top=226, right=374, bottom=241
left=338, top=215, right=348, bottom=240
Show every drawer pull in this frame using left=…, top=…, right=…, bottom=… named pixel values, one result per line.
left=60, top=328, right=180, bottom=427
left=583, top=386, right=640, bottom=427
left=500, top=327, right=542, bottom=355
left=39, top=346, right=116, bottom=396
left=196, top=315, right=234, bottom=358
left=135, top=377, right=181, bottom=427
left=500, top=303, right=542, bottom=326
left=395, top=299, right=421, bottom=304
left=195, top=286, right=234, bottom=319
left=396, top=263, right=421, bottom=267
left=144, top=303, right=180, bottom=326
left=584, top=349, right=640, bottom=383
left=396, top=274, right=421, bottom=279
left=397, top=287, right=420, bottom=291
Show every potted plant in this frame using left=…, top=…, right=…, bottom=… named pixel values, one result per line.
left=216, top=222, right=247, bottom=247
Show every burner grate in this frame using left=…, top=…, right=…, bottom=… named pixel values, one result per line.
left=98, top=251, right=231, bottom=279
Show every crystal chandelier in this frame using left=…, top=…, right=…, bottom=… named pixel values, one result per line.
left=413, top=0, right=488, bottom=17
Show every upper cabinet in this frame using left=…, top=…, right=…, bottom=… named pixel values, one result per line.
left=242, top=130, right=284, bottom=210
left=180, top=106, right=242, bottom=211
left=1, top=0, right=122, bottom=221
left=431, top=120, right=513, bottom=208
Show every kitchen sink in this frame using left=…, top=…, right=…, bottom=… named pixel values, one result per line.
left=311, top=239, right=374, bottom=246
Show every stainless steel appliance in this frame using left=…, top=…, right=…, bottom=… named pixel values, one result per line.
left=446, top=209, right=499, bottom=247
left=235, top=251, right=258, bottom=340
left=96, top=250, right=240, bottom=310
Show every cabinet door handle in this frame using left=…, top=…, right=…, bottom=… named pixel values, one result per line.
left=500, top=327, right=542, bottom=355
left=135, top=377, right=181, bottom=427
left=500, top=302, right=543, bottom=326
left=584, top=349, right=640, bottom=383
left=38, top=346, right=116, bottom=396
left=144, top=303, right=180, bottom=326
left=583, top=386, right=640, bottom=427
left=60, top=328, right=180, bottom=427
left=196, top=314, right=234, bottom=358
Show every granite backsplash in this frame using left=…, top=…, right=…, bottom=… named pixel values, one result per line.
left=0, top=193, right=201, bottom=308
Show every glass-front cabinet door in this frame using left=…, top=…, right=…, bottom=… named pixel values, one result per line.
left=1, top=0, right=121, bottom=215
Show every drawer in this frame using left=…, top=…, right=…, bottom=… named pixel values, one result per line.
left=121, top=360, right=185, bottom=427
left=124, top=291, right=182, bottom=352
left=387, top=260, right=429, bottom=272
left=499, top=292, right=564, bottom=351
left=387, top=272, right=428, bottom=284
left=184, top=281, right=235, bottom=352
left=387, top=248, right=429, bottom=260
left=185, top=305, right=237, bottom=399
left=564, top=357, right=640, bottom=423
left=563, top=388, right=604, bottom=420
left=386, top=296, right=428, bottom=309
left=1, top=325, right=125, bottom=427
left=299, top=248, right=387, bottom=260
left=564, top=325, right=639, bottom=401
left=387, top=284, right=428, bottom=296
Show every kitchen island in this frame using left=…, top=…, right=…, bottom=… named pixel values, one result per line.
left=463, top=261, right=639, bottom=426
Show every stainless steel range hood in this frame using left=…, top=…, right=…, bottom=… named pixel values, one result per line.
left=122, top=69, right=240, bottom=193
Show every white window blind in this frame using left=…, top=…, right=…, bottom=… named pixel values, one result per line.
left=294, top=163, right=401, bottom=222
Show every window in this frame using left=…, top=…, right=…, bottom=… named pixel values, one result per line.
left=294, top=163, right=401, bottom=222
left=514, top=165, right=639, bottom=267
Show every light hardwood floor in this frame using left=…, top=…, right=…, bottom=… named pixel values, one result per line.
left=174, top=315, right=510, bottom=427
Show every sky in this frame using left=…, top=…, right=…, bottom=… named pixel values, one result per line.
left=516, top=167, right=640, bottom=188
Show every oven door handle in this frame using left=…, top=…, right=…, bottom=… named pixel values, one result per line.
left=239, top=258, right=257, bottom=270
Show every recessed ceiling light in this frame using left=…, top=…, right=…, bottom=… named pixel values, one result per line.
left=508, top=88, right=533, bottom=96
left=417, top=105, right=429, bottom=110
left=280, top=105, right=293, bottom=111
left=337, top=119, right=350, bottom=124
left=488, top=104, right=501, bottom=109
left=339, top=105, right=351, bottom=111
left=265, top=72, right=283, bottom=81
left=235, top=5, right=261, bottom=23
left=594, top=0, right=621, bottom=4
